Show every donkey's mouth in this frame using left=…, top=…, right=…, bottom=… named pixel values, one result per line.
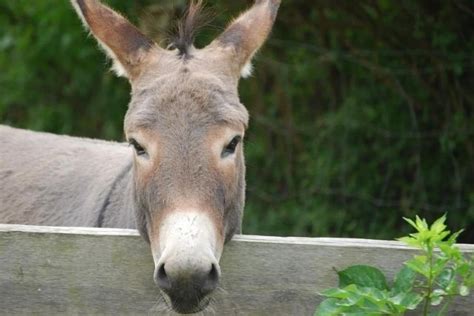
left=157, top=290, right=212, bottom=315
left=169, top=295, right=212, bottom=314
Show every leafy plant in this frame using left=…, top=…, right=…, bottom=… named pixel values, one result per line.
left=315, top=215, right=474, bottom=316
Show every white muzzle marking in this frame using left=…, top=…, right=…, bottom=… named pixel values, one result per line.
left=154, top=211, right=221, bottom=275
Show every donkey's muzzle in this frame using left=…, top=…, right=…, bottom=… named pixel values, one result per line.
left=154, top=261, right=220, bottom=313
left=152, top=211, right=223, bottom=313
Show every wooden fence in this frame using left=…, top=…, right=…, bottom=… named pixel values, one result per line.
left=0, top=224, right=473, bottom=315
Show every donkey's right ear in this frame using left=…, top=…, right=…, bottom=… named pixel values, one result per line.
left=71, top=0, right=159, bottom=80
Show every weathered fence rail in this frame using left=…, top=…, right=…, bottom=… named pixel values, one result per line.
left=0, top=224, right=473, bottom=315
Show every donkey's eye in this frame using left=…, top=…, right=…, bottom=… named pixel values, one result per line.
left=129, top=138, right=147, bottom=156
left=222, top=136, right=242, bottom=158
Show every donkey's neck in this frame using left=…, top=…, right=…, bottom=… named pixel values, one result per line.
left=99, top=160, right=136, bottom=229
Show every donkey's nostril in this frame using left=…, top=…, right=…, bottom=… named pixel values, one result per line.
left=155, top=263, right=172, bottom=290
left=209, top=263, right=219, bottom=282
left=154, top=260, right=220, bottom=299
left=202, top=263, right=219, bottom=294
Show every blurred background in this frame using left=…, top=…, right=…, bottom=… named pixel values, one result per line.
left=1, top=0, right=473, bottom=242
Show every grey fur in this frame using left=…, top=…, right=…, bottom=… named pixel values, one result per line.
left=0, top=125, right=135, bottom=229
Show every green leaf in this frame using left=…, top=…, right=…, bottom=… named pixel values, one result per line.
left=343, top=312, right=381, bottom=316
left=403, top=217, right=418, bottom=230
left=392, top=266, right=417, bottom=293
left=321, top=287, right=351, bottom=299
left=338, top=285, right=364, bottom=306
left=431, top=289, right=446, bottom=306
left=337, top=265, right=389, bottom=290
left=357, top=294, right=384, bottom=311
left=398, top=236, right=420, bottom=248
left=433, top=231, right=451, bottom=243
left=416, top=215, right=429, bottom=231
left=432, top=257, right=450, bottom=277
left=447, top=230, right=464, bottom=245
left=438, top=243, right=459, bottom=258
left=405, top=256, right=430, bottom=277
left=314, top=298, right=342, bottom=316
left=399, top=292, right=423, bottom=310
left=431, top=214, right=447, bottom=234
left=436, top=267, right=454, bottom=289
left=459, top=285, right=470, bottom=296
left=458, top=260, right=473, bottom=276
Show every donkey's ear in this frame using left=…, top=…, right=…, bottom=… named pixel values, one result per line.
left=71, top=0, right=157, bottom=80
left=209, top=0, right=281, bottom=78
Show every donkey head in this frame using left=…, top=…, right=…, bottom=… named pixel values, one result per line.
left=71, top=0, right=280, bottom=313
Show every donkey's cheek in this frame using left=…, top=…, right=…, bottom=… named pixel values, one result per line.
left=133, top=163, right=156, bottom=193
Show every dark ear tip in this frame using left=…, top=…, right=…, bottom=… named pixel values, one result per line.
left=72, top=0, right=92, bottom=18
left=71, top=0, right=157, bottom=79
left=74, top=0, right=88, bottom=9
left=256, top=0, right=282, bottom=20
left=74, top=0, right=105, bottom=14
left=74, top=0, right=97, bottom=5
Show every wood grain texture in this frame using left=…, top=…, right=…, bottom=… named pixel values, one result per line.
left=0, top=224, right=473, bottom=315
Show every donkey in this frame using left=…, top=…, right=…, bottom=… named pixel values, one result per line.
left=0, top=0, right=280, bottom=313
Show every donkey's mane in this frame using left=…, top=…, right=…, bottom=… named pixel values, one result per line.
left=170, top=0, right=208, bottom=58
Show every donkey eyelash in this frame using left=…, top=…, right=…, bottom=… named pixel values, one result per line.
left=221, top=136, right=242, bottom=158
left=129, top=138, right=147, bottom=156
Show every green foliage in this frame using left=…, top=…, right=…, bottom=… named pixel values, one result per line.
left=1, top=1, right=474, bottom=241
left=337, top=265, right=389, bottom=291
left=315, top=266, right=422, bottom=315
left=315, top=215, right=474, bottom=316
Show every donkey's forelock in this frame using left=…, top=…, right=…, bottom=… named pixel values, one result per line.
left=169, top=0, right=208, bottom=59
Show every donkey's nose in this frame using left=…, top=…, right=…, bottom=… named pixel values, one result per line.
left=154, top=261, right=220, bottom=297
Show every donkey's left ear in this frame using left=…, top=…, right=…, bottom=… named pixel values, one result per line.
left=71, top=0, right=159, bottom=80
left=208, top=0, right=281, bottom=79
